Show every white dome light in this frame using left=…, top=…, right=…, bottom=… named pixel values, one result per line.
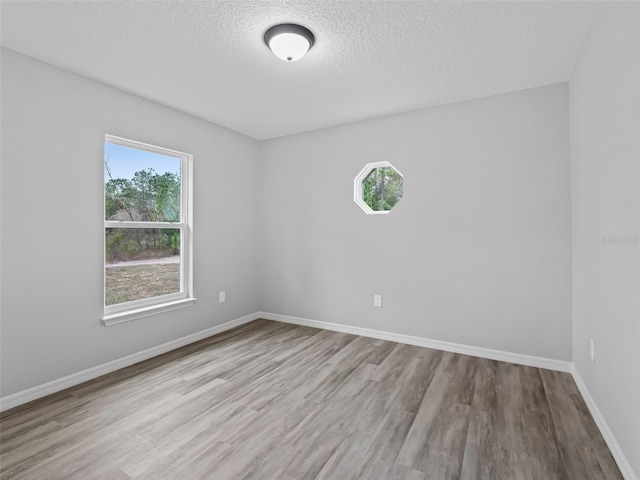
left=268, top=33, right=310, bottom=62
left=264, top=24, right=315, bottom=62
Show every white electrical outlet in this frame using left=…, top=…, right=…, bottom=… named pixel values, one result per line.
left=590, top=339, right=595, bottom=362
left=219, top=291, right=226, bottom=303
left=373, top=295, right=382, bottom=307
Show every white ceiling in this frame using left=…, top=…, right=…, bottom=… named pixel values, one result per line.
left=1, top=1, right=605, bottom=140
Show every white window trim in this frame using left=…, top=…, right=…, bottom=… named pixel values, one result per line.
left=102, top=298, right=197, bottom=326
left=103, top=135, right=195, bottom=326
left=353, top=161, right=404, bottom=215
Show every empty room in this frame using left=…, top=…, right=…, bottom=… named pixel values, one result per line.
left=0, top=1, right=638, bottom=479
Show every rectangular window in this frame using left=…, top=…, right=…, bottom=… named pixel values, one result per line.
left=103, top=135, right=194, bottom=325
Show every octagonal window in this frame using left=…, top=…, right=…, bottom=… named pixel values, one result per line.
left=354, top=162, right=403, bottom=214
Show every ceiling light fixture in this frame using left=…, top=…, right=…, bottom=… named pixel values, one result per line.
left=264, top=23, right=314, bottom=62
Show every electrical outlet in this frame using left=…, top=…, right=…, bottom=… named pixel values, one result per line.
left=373, top=295, right=382, bottom=307
left=590, top=339, right=595, bottom=362
left=219, top=291, right=226, bottom=303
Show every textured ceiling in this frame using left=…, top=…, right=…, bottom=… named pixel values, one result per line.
left=1, top=1, right=605, bottom=140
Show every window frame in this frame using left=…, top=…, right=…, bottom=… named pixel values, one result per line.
left=354, top=161, right=404, bottom=215
left=102, top=134, right=195, bottom=326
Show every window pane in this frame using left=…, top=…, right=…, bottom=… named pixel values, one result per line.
left=362, top=166, right=403, bottom=211
left=105, top=228, right=181, bottom=306
left=105, top=142, right=181, bottom=222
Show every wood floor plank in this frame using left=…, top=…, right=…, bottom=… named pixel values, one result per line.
left=461, top=360, right=498, bottom=479
left=0, top=320, right=624, bottom=480
left=520, top=366, right=565, bottom=480
left=541, top=369, right=623, bottom=480
left=386, top=463, right=427, bottom=480
left=396, top=352, right=476, bottom=475
left=420, top=402, right=472, bottom=478
left=460, top=407, right=493, bottom=480
left=351, top=410, right=416, bottom=479
left=493, top=362, right=529, bottom=478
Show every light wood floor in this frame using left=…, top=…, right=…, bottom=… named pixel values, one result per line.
left=0, top=319, right=623, bottom=479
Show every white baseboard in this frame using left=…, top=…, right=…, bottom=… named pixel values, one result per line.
left=0, top=312, right=260, bottom=412
left=571, top=366, right=638, bottom=480
left=257, top=312, right=572, bottom=372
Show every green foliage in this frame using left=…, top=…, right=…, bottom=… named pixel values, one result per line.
left=105, top=229, right=123, bottom=262
left=170, top=231, right=180, bottom=254
left=105, top=167, right=180, bottom=222
left=362, top=167, right=403, bottom=211
left=105, top=227, right=181, bottom=262
left=105, top=160, right=181, bottom=262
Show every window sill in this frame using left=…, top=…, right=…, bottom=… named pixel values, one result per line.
left=102, top=297, right=197, bottom=326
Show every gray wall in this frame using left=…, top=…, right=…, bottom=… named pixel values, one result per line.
left=0, top=49, right=260, bottom=396
left=258, top=83, right=572, bottom=361
left=570, top=3, right=640, bottom=474
left=0, top=48, right=582, bottom=398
